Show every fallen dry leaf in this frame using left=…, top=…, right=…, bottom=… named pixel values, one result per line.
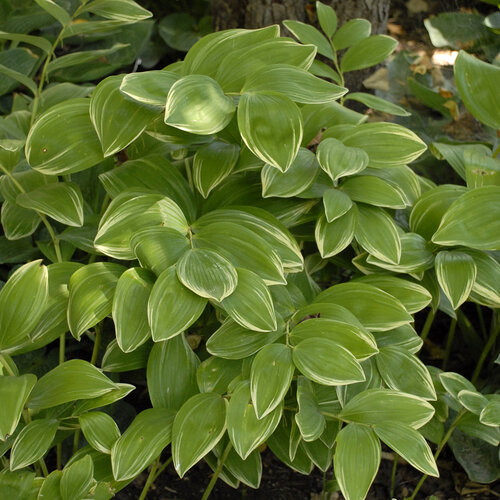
left=363, top=67, right=390, bottom=92
left=406, top=0, right=429, bottom=14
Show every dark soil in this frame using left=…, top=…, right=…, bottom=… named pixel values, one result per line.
left=116, top=446, right=500, bottom=500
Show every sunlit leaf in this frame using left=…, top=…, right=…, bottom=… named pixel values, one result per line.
left=148, top=266, right=207, bottom=341
left=238, top=91, right=302, bottom=172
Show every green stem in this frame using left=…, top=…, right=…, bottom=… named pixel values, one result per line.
left=56, top=443, right=62, bottom=470
left=153, top=457, right=173, bottom=481
left=201, top=441, right=232, bottom=500
left=420, top=308, right=436, bottom=342
left=90, top=324, right=102, bottom=366
left=408, top=411, right=465, bottom=500
left=492, top=143, right=500, bottom=159
left=59, top=333, right=66, bottom=365
left=471, top=313, right=500, bottom=385
left=442, top=317, right=457, bottom=371
left=39, top=458, right=49, bottom=477
left=138, top=457, right=160, bottom=500
left=30, top=2, right=89, bottom=125
left=0, top=165, right=62, bottom=262
left=476, top=304, right=487, bottom=339
left=0, top=353, right=16, bottom=376
left=184, top=158, right=193, bottom=190
left=72, top=428, right=81, bottom=455
left=390, top=453, right=399, bottom=498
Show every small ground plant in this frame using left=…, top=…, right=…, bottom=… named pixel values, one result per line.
left=0, top=1, right=499, bottom=499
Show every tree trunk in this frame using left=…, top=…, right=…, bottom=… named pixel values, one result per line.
left=211, top=0, right=390, bottom=35
left=211, top=0, right=391, bottom=91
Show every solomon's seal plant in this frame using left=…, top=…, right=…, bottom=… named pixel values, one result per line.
left=0, top=1, right=499, bottom=499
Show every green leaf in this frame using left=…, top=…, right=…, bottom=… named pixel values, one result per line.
left=293, top=337, right=365, bottom=386
left=130, top=227, right=189, bottom=277
left=216, top=38, right=316, bottom=92
left=439, top=372, right=477, bottom=403
left=0, top=63, right=37, bottom=96
left=354, top=275, right=432, bottom=314
left=26, top=99, right=104, bottom=175
left=432, top=186, right=500, bottom=250
left=0, top=374, right=37, bottom=441
left=90, top=75, right=158, bottom=157
left=45, top=43, right=128, bottom=76
left=28, top=360, right=118, bottom=410
left=119, top=70, right=179, bottom=107
left=98, top=155, right=195, bottom=220
left=0, top=260, right=48, bottom=351
left=283, top=20, right=333, bottom=58
left=458, top=390, right=488, bottom=415
left=193, top=207, right=303, bottom=274
left=72, top=383, right=134, bottom=416
left=81, top=0, right=152, bottom=22
left=309, top=59, right=342, bottom=84
left=250, top=343, right=294, bottom=419
left=341, top=175, right=407, bottom=209
left=465, top=151, right=500, bottom=189
left=101, top=339, right=149, bottom=372
left=341, top=35, right=397, bottom=72
left=334, top=424, right=380, bottom=500
left=435, top=251, right=477, bottom=310
left=172, top=393, right=227, bottom=477
left=457, top=412, right=500, bottom=446
left=60, top=455, right=94, bottom=500
left=193, top=141, right=240, bottom=198
left=322, top=188, right=353, bottom=222
left=1, top=202, right=41, bottom=241
left=462, top=250, right=500, bottom=308
left=342, top=122, right=427, bottom=168
left=16, top=182, right=84, bottom=227
left=332, top=18, right=371, bottom=50
left=346, top=92, right=410, bottom=116
left=68, top=262, right=124, bottom=340
left=34, top=0, right=70, bottom=26
left=480, top=400, right=500, bottom=427
left=262, top=147, right=319, bottom=198
left=316, top=1, right=337, bottom=38
left=339, top=388, right=435, bottom=429
left=38, top=471, right=63, bottom=500
left=165, top=75, right=235, bottom=135
left=193, top=221, right=286, bottom=285
left=228, top=381, right=282, bottom=460
left=176, top=248, right=238, bottom=302
left=242, top=64, right=346, bottom=104
left=366, top=233, right=434, bottom=275
left=374, top=422, right=439, bottom=476
left=182, top=26, right=279, bottom=77
left=147, top=336, right=199, bottom=410
left=112, top=267, right=154, bottom=353
left=454, top=50, right=500, bottom=130
left=148, top=266, right=207, bottom=341
left=78, top=412, right=120, bottom=454
left=295, top=377, right=325, bottom=442
left=376, top=346, right=436, bottom=400
left=0, top=31, right=52, bottom=54
left=221, top=268, right=277, bottom=332
left=238, top=91, right=302, bottom=172
left=316, top=138, right=369, bottom=182
left=111, top=408, right=176, bottom=481
left=197, top=357, right=242, bottom=394
left=290, top=318, right=378, bottom=361
left=409, top=185, right=466, bottom=241
left=315, top=208, right=357, bottom=259
left=95, top=191, right=188, bottom=260
left=206, top=318, right=284, bottom=360
left=315, top=282, right=412, bottom=331
left=10, top=419, right=58, bottom=470
left=355, top=204, right=401, bottom=265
